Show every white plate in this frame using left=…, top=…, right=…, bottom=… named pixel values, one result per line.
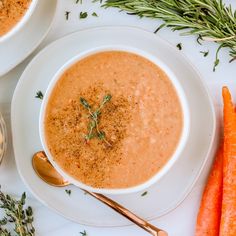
left=11, top=26, right=218, bottom=227
left=0, top=0, right=57, bottom=76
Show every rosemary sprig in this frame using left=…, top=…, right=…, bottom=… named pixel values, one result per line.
left=0, top=189, right=35, bottom=236
left=80, top=95, right=112, bottom=146
left=103, top=0, right=236, bottom=69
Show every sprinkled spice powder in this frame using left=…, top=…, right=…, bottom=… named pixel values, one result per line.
left=46, top=84, right=132, bottom=187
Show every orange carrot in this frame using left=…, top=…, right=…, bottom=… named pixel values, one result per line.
left=195, top=147, right=223, bottom=236
left=220, top=87, right=236, bottom=236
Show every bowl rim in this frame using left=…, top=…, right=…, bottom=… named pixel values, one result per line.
left=0, top=0, right=38, bottom=43
left=39, top=45, right=191, bottom=195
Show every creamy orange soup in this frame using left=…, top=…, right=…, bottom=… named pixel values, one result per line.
left=0, top=0, right=31, bottom=36
left=45, top=51, right=183, bottom=189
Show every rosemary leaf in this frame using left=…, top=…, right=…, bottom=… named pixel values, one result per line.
left=141, top=191, right=148, bottom=197
left=79, top=12, right=88, bottom=19
left=103, top=0, right=236, bottom=70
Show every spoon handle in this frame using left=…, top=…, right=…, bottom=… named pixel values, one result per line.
left=88, top=192, right=168, bottom=236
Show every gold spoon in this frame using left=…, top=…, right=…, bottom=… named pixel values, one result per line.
left=32, top=151, right=168, bottom=236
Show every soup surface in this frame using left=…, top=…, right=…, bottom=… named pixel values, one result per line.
left=45, top=51, right=183, bottom=189
left=0, top=0, right=31, bottom=36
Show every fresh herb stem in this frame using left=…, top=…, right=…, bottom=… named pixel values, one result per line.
left=103, top=0, right=236, bottom=70
left=80, top=95, right=112, bottom=146
left=0, top=189, right=35, bottom=236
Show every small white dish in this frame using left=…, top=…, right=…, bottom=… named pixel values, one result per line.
left=11, top=26, right=218, bottom=226
left=39, top=46, right=190, bottom=195
left=0, top=0, right=57, bottom=76
left=0, top=0, right=38, bottom=43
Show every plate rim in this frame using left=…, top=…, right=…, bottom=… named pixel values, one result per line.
left=11, top=26, right=218, bottom=227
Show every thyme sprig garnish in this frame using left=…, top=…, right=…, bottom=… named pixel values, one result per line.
left=80, top=95, right=112, bottom=146
left=0, top=189, right=35, bottom=236
left=103, top=0, right=236, bottom=70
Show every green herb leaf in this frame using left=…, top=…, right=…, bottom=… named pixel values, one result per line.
left=97, top=131, right=105, bottom=140
left=76, top=0, right=82, bottom=4
left=196, top=35, right=203, bottom=45
left=154, top=24, right=165, bottom=34
left=79, top=12, right=88, bottom=19
left=80, top=230, right=87, bottom=236
left=213, top=58, right=220, bottom=72
left=141, top=191, right=148, bottom=197
left=103, top=94, right=112, bottom=103
left=200, top=50, right=209, bottom=57
left=35, top=91, right=44, bottom=100
left=176, top=43, right=182, bottom=50
left=80, top=98, right=91, bottom=110
left=92, top=12, right=98, bottom=17
left=65, top=189, right=72, bottom=196
left=65, top=11, right=71, bottom=20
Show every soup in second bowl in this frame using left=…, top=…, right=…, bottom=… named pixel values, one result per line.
left=0, top=0, right=31, bottom=36
left=44, top=51, right=183, bottom=189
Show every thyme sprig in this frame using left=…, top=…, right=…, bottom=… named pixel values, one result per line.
left=80, top=95, right=112, bottom=146
left=0, top=189, right=35, bottom=236
left=103, top=0, right=236, bottom=70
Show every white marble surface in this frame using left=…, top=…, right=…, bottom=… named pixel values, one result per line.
left=0, top=0, right=236, bottom=235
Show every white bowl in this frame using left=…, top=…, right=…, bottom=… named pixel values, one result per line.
left=39, top=46, right=190, bottom=195
left=0, top=0, right=38, bottom=43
